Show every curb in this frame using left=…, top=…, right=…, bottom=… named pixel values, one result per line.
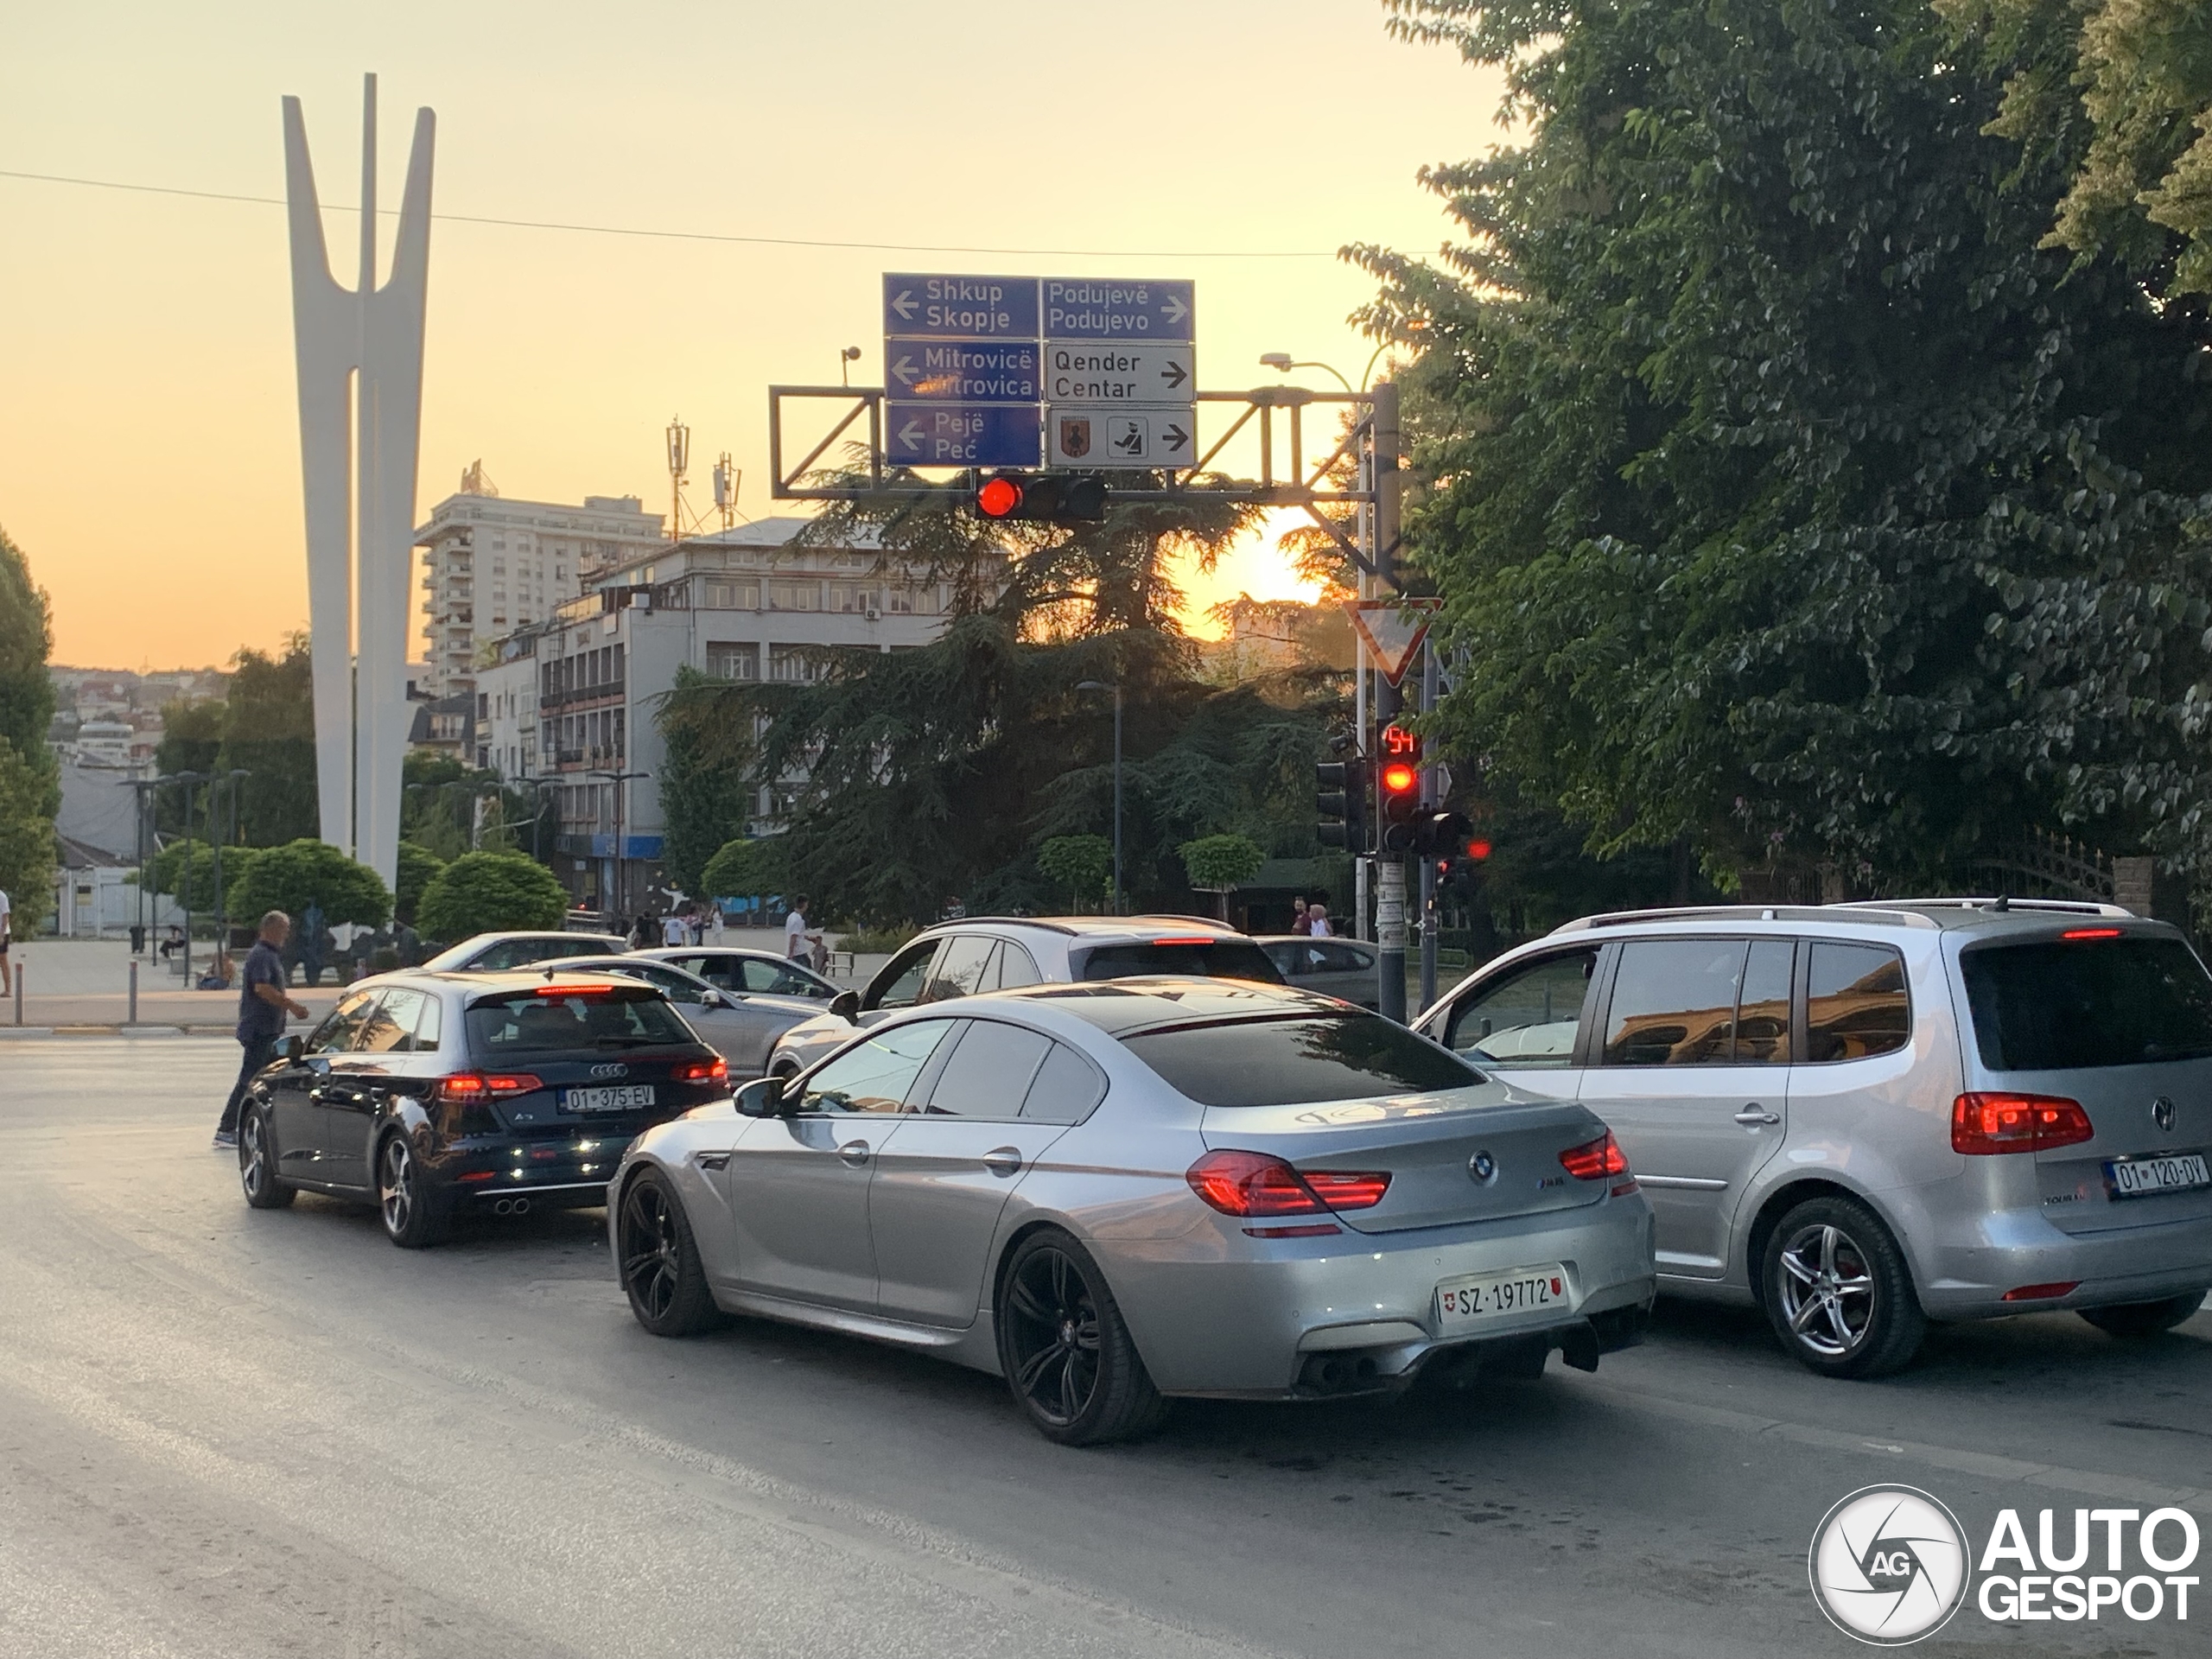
left=0, top=1026, right=233, bottom=1039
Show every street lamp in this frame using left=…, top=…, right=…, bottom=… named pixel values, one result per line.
left=1076, top=681, right=1122, bottom=916
left=166, top=770, right=210, bottom=984
left=1259, top=343, right=1393, bottom=393
left=588, top=768, right=651, bottom=922
left=210, top=768, right=249, bottom=963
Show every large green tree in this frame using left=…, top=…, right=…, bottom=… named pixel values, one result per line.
left=227, top=839, right=390, bottom=929
left=1362, top=0, right=2212, bottom=892
left=416, top=850, right=569, bottom=941
left=0, top=526, right=59, bottom=830
left=0, top=738, right=55, bottom=918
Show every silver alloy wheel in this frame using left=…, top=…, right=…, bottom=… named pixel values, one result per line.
left=240, top=1113, right=268, bottom=1196
left=379, top=1138, right=415, bottom=1236
left=1777, top=1222, right=1875, bottom=1357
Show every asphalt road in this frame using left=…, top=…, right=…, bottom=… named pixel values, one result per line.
left=3, top=1039, right=2205, bottom=1659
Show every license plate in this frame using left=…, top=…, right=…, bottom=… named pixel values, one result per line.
left=557, top=1084, right=657, bottom=1114
left=1434, top=1263, right=1567, bottom=1332
left=2104, top=1152, right=2211, bottom=1200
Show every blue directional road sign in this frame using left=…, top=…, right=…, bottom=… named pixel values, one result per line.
left=887, top=402, right=1041, bottom=468
left=1040, top=278, right=1194, bottom=342
left=884, top=338, right=1040, bottom=403
left=882, top=273, right=1040, bottom=340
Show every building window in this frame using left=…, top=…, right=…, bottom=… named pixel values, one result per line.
left=706, top=642, right=760, bottom=680
left=767, top=579, right=819, bottom=612
left=827, top=583, right=879, bottom=613
left=705, top=579, right=760, bottom=610
left=768, top=645, right=822, bottom=683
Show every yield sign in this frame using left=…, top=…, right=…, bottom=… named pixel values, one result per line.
left=1345, top=597, right=1441, bottom=685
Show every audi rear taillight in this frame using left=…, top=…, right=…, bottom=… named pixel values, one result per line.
left=1559, top=1130, right=1628, bottom=1181
left=675, top=1058, right=728, bottom=1084
left=1951, top=1092, right=2094, bottom=1154
left=1185, top=1150, right=1389, bottom=1217
left=439, top=1072, right=541, bottom=1102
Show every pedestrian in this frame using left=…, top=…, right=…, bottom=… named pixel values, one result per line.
left=1307, top=901, right=1332, bottom=938
left=707, top=902, right=725, bottom=944
left=630, top=912, right=653, bottom=950
left=1290, top=896, right=1308, bottom=937
left=299, top=898, right=326, bottom=987
left=785, top=895, right=822, bottom=963
left=0, top=882, right=11, bottom=998
left=660, top=909, right=687, bottom=947
left=214, top=910, right=309, bottom=1152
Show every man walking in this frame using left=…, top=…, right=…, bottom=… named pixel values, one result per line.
left=784, top=895, right=821, bottom=963
left=214, top=910, right=308, bottom=1152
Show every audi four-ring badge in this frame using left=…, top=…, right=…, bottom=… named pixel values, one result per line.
left=608, top=976, right=1658, bottom=1445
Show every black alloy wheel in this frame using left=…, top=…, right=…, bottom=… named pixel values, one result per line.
left=238, top=1106, right=295, bottom=1210
left=617, top=1170, right=721, bottom=1337
left=378, top=1133, right=450, bottom=1249
left=2079, top=1288, right=2207, bottom=1338
left=1760, top=1195, right=1925, bottom=1379
left=995, top=1230, right=1165, bottom=1446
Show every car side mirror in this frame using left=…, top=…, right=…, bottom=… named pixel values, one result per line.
left=830, top=989, right=861, bottom=1025
left=275, top=1034, right=306, bottom=1064
left=734, top=1077, right=785, bottom=1118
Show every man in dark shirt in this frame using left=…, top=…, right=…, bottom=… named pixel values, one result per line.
left=214, top=910, right=309, bottom=1151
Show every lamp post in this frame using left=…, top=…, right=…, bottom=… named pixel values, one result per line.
left=588, top=768, right=651, bottom=922
left=211, top=768, right=249, bottom=963
left=512, top=775, right=559, bottom=861
left=167, top=770, right=210, bottom=984
left=1076, top=681, right=1122, bottom=916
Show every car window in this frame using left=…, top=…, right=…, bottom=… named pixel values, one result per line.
left=1262, top=941, right=1300, bottom=976
left=1443, top=950, right=1595, bottom=1068
left=306, top=991, right=378, bottom=1054
left=1022, top=1042, right=1108, bottom=1124
left=798, top=1020, right=955, bottom=1114
left=464, top=987, right=692, bottom=1054
left=666, top=953, right=727, bottom=987
left=1961, top=934, right=2212, bottom=1070
left=1737, top=940, right=1795, bottom=1064
left=1077, top=940, right=1282, bottom=983
left=993, top=940, right=1042, bottom=990
left=869, top=941, right=941, bottom=1011
left=1601, top=939, right=1747, bottom=1066
left=923, top=935, right=996, bottom=1003
left=413, top=993, right=443, bottom=1052
left=1805, top=942, right=1911, bottom=1063
left=1314, top=942, right=1370, bottom=974
left=357, top=986, right=428, bottom=1053
left=746, top=958, right=831, bottom=997
left=1123, top=1013, right=1479, bottom=1107
left=637, top=963, right=707, bottom=1003
left=921, top=1020, right=1054, bottom=1119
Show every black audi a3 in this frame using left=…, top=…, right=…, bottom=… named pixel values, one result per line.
left=236, top=969, right=730, bottom=1246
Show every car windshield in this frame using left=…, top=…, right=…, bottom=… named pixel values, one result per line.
left=465, top=987, right=692, bottom=1055
left=1119, top=1013, right=1479, bottom=1107
left=1077, top=940, right=1283, bottom=984
left=1961, top=935, right=2212, bottom=1071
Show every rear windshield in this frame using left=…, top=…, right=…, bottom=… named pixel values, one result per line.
left=1077, top=941, right=1284, bottom=984
left=1961, top=936, right=2212, bottom=1071
left=466, top=987, right=693, bottom=1055
left=1120, top=1014, right=1478, bottom=1107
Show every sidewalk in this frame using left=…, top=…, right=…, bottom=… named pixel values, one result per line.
left=1, top=938, right=342, bottom=1034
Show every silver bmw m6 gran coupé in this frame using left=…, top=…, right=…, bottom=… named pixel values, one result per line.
left=608, top=976, right=1657, bottom=1443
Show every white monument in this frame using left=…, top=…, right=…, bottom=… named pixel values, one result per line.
left=283, top=73, right=435, bottom=890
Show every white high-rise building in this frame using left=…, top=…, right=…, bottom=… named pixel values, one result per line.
left=413, top=469, right=666, bottom=699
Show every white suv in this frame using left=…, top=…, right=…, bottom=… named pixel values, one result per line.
left=1414, top=899, right=2212, bottom=1376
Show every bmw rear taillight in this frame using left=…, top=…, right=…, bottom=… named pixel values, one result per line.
left=1951, top=1093, right=2094, bottom=1154
left=674, top=1058, right=728, bottom=1085
left=1185, top=1150, right=1390, bottom=1218
left=1559, top=1130, right=1628, bottom=1181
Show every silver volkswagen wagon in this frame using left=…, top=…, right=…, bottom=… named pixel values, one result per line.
left=1415, top=899, right=2212, bottom=1376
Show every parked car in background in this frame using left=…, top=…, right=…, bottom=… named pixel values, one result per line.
left=630, top=945, right=840, bottom=1001
left=417, top=931, right=626, bottom=973
left=1414, top=899, right=2212, bottom=1376
left=1256, top=934, right=1382, bottom=1009
left=556, top=955, right=822, bottom=1077
left=610, top=977, right=1656, bottom=1444
left=763, top=916, right=1284, bottom=1079
left=235, top=970, right=729, bottom=1247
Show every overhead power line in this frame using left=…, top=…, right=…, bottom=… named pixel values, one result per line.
left=0, top=167, right=1342, bottom=260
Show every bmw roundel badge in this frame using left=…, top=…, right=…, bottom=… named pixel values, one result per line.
left=1469, top=1150, right=1497, bottom=1184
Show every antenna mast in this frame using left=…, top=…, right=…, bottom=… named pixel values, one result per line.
left=664, top=416, right=690, bottom=542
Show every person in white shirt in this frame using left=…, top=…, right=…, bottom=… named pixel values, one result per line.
left=784, top=896, right=822, bottom=962
left=1306, top=901, right=1332, bottom=938
left=660, top=912, right=688, bottom=947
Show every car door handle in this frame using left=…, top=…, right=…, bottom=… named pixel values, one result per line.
left=837, top=1140, right=871, bottom=1167
left=982, top=1147, right=1023, bottom=1177
left=1733, top=1106, right=1781, bottom=1127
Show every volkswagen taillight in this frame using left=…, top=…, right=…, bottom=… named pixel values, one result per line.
left=1951, top=1093, right=2094, bottom=1154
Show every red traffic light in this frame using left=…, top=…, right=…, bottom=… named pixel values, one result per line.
left=976, top=475, right=1024, bottom=518
left=1466, top=837, right=1492, bottom=860
left=1379, top=761, right=1420, bottom=795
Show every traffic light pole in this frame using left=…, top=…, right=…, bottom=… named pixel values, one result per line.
left=1371, top=382, right=1406, bottom=1024
left=1418, top=642, right=1440, bottom=1014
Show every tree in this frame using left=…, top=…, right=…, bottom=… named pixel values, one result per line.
left=0, top=737, right=55, bottom=922
left=1360, top=0, right=2212, bottom=893
left=143, top=839, right=221, bottom=911
left=1179, top=834, right=1266, bottom=919
left=1035, top=835, right=1112, bottom=912
left=229, top=839, right=390, bottom=929
left=222, top=638, right=319, bottom=847
left=0, top=527, right=59, bottom=831
left=700, top=835, right=787, bottom=902
left=416, top=850, right=568, bottom=941
left=395, top=841, right=445, bottom=924
left=659, top=666, right=762, bottom=893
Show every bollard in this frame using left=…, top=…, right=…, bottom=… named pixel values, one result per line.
left=12, top=963, right=21, bottom=1027
left=129, top=958, right=138, bottom=1025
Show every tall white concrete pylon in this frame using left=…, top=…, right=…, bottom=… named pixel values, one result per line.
left=282, top=74, right=434, bottom=892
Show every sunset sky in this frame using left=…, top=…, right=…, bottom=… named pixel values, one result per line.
left=0, top=2, right=1503, bottom=668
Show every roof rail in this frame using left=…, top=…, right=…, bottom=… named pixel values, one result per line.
left=1550, top=903, right=1939, bottom=934
left=1830, top=896, right=2133, bottom=919
left=940, top=915, right=1078, bottom=935
left=1125, top=913, right=1236, bottom=931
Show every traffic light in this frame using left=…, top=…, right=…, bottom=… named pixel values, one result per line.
left=1377, top=723, right=1422, bottom=852
left=1409, top=810, right=1473, bottom=859
left=1316, top=758, right=1370, bottom=853
left=973, top=471, right=1109, bottom=524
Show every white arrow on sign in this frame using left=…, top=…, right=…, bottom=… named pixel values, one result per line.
left=892, top=354, right=918, bottom=389
left=1162, top=294, right=1188, bottom=324
left=897, top=419, right=925, bottom=451
left=890, top=289, right=918, bottom=321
